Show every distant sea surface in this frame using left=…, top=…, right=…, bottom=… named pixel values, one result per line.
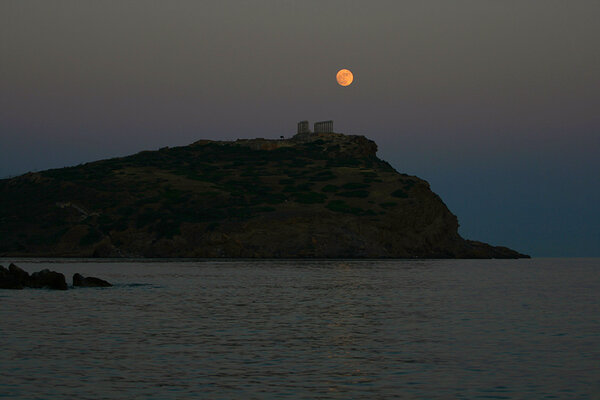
left=1, top=258, right=598, bottom=399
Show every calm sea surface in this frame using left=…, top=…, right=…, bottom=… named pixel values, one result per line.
left=0, top=258, right=598, bottom=399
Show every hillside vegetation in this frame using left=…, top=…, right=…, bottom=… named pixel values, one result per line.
left=0, top=132, right=528, bottom=258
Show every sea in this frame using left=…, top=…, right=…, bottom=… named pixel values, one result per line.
left=0, top=258, right=598, bottom=399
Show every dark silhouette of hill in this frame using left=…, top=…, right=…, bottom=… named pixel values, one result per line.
left=0, top=132, right=528, bottom=258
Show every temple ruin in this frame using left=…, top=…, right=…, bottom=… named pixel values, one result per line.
left=296, top=120, right=334, bottom=134
left=314, top=120, right=333, bottom=133
left=297, top=120, right=310, bottom=134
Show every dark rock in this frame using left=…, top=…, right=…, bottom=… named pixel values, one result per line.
left=72, top=273, right=82, bottom=286
left=0, top=264, right=24, bottom=289
left=0, top=263, right=70, bottom=290
left=8, top=263, right=31, bottom=286
left=73, top=273, right=112, bottom=287
left=29, top=269, right=68, bottom=290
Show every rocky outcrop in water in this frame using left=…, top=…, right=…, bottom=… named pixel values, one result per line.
left=0, top=264, right=111, bottom=290
left=0, top=264, right=67, bottom=290
left=73, top=273, right=112, bottom=287
left=29, top=269, right=68, bottom=290
left=0, top=264, right=24, bottom=289
left=8, top=263, right=30, bottom=287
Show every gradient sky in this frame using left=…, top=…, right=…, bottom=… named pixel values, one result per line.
left=1, top=1, right=599, bottom=256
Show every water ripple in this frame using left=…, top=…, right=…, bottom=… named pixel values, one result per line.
left=0, top=258, right=598, bottom=399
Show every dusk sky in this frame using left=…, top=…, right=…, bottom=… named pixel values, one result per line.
left=1, top=1, right=598, bottom=256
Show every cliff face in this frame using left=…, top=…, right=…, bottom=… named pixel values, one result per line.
left=0, top=132, right=528, bottom=258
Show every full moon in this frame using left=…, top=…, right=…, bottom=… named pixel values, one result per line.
left=336, top=69, right=354, bottom=86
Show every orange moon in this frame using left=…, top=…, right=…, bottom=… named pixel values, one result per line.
left=336, top=69, right=353, bottom=86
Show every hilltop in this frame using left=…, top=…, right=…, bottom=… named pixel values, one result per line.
left=0, top=131, right=528, bottom=258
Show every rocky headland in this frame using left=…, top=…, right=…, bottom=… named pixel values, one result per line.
left=0, top=131, right=528, bottom=258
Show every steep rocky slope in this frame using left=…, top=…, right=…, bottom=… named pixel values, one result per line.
left=0, top=132, right=528, bottom=258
